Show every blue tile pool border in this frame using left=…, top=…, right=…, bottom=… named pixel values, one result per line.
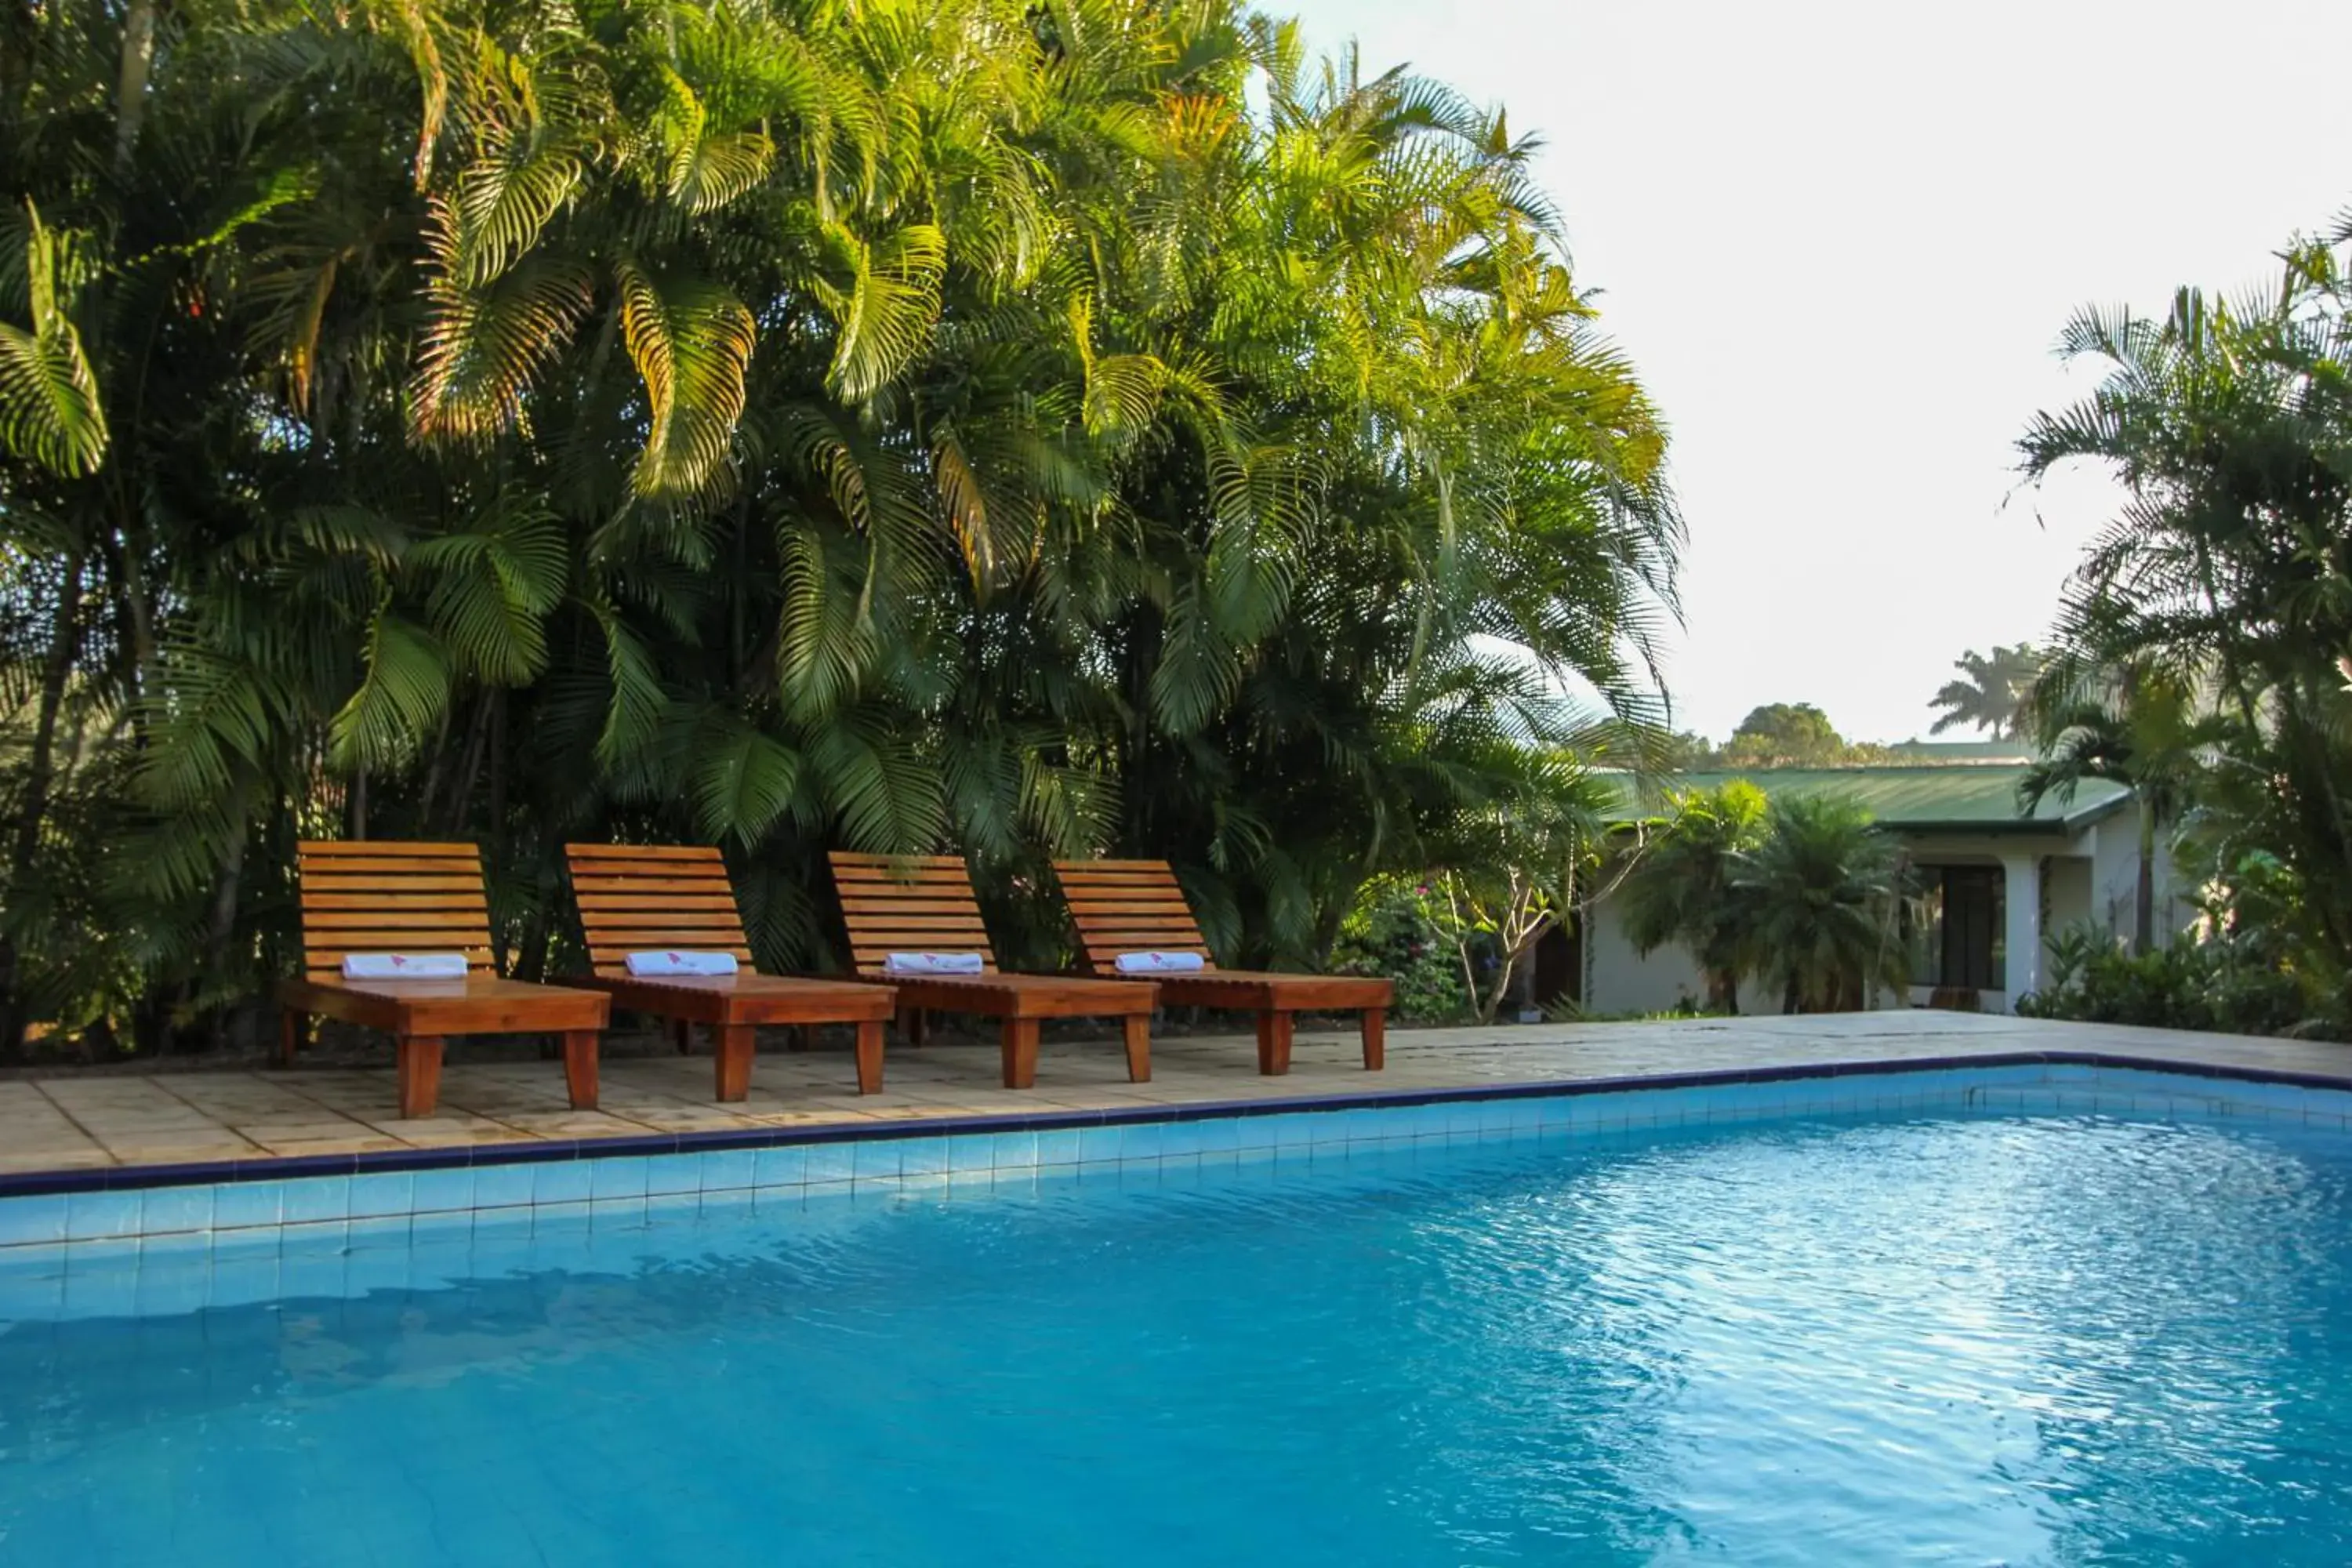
left=5, top=1047, right=2350, bottom=1207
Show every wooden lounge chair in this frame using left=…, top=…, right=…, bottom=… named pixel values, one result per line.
left=563, top=844, right=895, bottom=1100
left=828, top=851, right=1156, bottom=1088
left=278, top=840, right=609, bottom=1119
left=1051, top=858, right=1392, bottom=1076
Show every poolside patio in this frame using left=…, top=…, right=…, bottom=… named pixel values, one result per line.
left=5, top=1010, right=2348, bottom=1178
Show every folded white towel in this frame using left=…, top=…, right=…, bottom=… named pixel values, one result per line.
left=626, top=950, right=740, bottom=977
left=342, top=953, right=468, bottom=980
left=884, top=952, right=985, bottom=975
left=1114, top=950, right=1207, bottom=975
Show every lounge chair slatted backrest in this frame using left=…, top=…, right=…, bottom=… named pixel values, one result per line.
left=828, top=853, right=1000, bottom=975
left=1051, top=859, right=1216, bottom=975
left=565, top=844, right=757, bottom=977
left=296, top=840, right=498, bottom=978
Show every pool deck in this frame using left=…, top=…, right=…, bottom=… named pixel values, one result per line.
left=4, top=1010, right=2350, bottom=1181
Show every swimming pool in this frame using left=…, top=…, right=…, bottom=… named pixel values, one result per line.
left=2, top=1062, right=2350, bottom=1564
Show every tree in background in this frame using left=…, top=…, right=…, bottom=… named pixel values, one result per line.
left=1423, top=755, right=1613, bottom=1023
left=0, top=0, right=1684, bottom=1051
left=1732, top=794, right=1911, bottom=1014
left=1715, top=702, right=1850, bottom=768
left=1929, top=644, right=2044, bottom=739
left=1618, top=779, right=1766, bottom=1011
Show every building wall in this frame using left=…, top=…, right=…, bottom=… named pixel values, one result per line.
left=1583, top=893, right=1773, bottom=1017
left=1584, top=821, right=2151, bottom=1018
left=2044, top=855, right=2093, bottom=942
left=2083, top=810, right=2193, bottom=943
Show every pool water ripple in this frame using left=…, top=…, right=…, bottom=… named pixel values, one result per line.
left=2, top=1106, right=2350, bottom=1564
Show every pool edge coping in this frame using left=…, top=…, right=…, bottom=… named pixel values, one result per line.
left=7, top=1047, right=2349, bottom=1200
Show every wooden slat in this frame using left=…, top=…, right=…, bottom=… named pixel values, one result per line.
left=827, top=851, right=1003, bottom=975
left=298, top=891, right=488, bottom=912
left=566, top=844, right=729, bottom=862
left=295, top=840, right=496, bottom=975
left=299, top=876, right=488, bottom=895
left=299, top=840, right=480, bottom=857
left=563, top=844, right=759, bottom=975
left=296, top=857, right=480, bottom=877
left=567, top=869, right=724, bottom=884
left=1051, top=858, right=1215, bottom=974
left=577, top=924, right=756, bottom=945
left=573, top=892, right=740, bottom=911
left=304, top=913, right=495, bottom=934
left=829, top=866, right=978, bottom=884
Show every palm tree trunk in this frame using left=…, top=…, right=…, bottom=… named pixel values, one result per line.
left=0, top=549, right=85, bottom=1057
left=114, top=0, right=159, bottom=175
left=1708, top=967, right=1739, bottom=1014
left=2133, top=797, right=2155, bottom=955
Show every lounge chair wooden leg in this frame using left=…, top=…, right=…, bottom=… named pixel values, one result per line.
left=562, top=1029, right=600, bottom=1110
left=853, top=1018, right=885, bottom=1094
left=1255, top=1010, right=1295, bottom=1076
left=671, top=1018, right=693, bottom=1055
left=906, top=1007, right=929, bottom=1047
left=1121, top=1013, right=1151, bottom=1083
left=396, top=1035, right=445, bottom=1119
left=1359, top=1007, right=1386, bottom=1072
left=714, top=1022, right=753, bottom=1102
left=1000, top=1017, right=1040, bottom=1089
left=279, top=1008, right=304, bottom=1069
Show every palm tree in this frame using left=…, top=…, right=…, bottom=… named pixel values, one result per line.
left=2019, top=664, right=2206, bottom=955
left=2017, top=241, right=2352, bottom=969
left=1733, top=794, right=1911, bottom=1014
left=0, top=0, right=1689, bottom=1048
left=1620, top=780, right=1767, bottom=1012
left=1929, top=644, right=2043, bottom=739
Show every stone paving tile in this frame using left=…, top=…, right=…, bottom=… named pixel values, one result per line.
left=6, top=1011, right=2352, bottom=1173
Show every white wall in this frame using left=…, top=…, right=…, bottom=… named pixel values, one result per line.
left=1584, top=893, right=1777, bottom=1016
left=2084, top=811, right=2193, bottom=943
left=2044, top=855, right=2093, bottom=940
left=1584, top=823, right=2142, bottom=1018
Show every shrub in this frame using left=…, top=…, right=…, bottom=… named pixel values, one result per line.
left=1333, top=878, right=1476, bottom=1024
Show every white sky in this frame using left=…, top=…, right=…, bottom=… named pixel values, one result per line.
left=1283, top=0, right=2352, bottom=743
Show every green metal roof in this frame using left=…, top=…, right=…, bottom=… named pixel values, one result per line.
left=1597, top=764, right=2132, bottom=836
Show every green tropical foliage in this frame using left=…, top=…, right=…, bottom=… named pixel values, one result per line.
left=0, top=0, right=1684, bottom=1052
left=1711, top=702, right=1887, bottom=768
left=1619, top=782, right=1907, bottom=1014
left=1928, top=644, right=2042, bottom=739
left=2017, top=205, right=2352, bottom=1032
left=1421, top=753, right=1612, bottom=1023
left=2018, top=663, right=2209, bottom=954
left=1618, top=779, right=1766, bottom=1011
left=1730, top=793, right=1911, bottom=1014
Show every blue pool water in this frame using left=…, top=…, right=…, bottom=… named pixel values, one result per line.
left=5, top=1099, right=2352, bottom=1565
